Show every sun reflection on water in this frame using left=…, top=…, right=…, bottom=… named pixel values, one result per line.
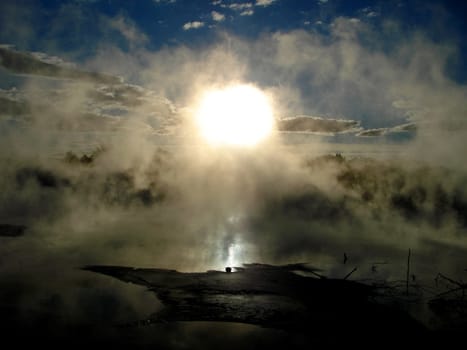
left=226, top=242, right=242, bottom=268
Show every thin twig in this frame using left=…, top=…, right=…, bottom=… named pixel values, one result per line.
left=309, top=270, right=327, bottom=279
left=437, top=273, right=465, bottom=288
left=406, top=248, right=411, bottom=296
left=434, top=287, right=466, bottom=299
left=343, top=267, right=357, bottom=280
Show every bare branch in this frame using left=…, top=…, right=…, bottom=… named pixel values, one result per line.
left=343, top=267, right=358, bottom=280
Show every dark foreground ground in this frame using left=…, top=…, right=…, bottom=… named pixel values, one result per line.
left=2, top=263, right=464, bottom=349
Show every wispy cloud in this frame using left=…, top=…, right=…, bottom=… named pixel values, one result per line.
left=153, top=0, right=176, bottom=4
left=0, top=46, right=121, bottom=84
left=211, top=11, right=225, bottom=22
left=356, top=123, right=417, bottom=137
left=277, top=116, right=361, bottom=135
left=360, top=7, right=379, bottom=18
left=240, top=9, right=254, bottom=16
left=182, top=21, right=205, bottom=30
left=228, top=3, right=253, bottom=11
left=29, top=52, right=76, bottom=68
left=106, top=15, right=148, bottom=47
left=0, top=45, right=179, bottom=136
left=356, top=128, right=388, bottom=137
left=218, top=1, right=274, bottom=17
left=255, top=0, right=276, bottom=7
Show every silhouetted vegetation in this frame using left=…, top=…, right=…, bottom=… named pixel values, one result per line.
left=306, top=155, right=467, bottom=229
left=15, top=167, right=70, bottom=188
left=64, top=146, right=107, bottom=165
left=0, top=224, right=26, bottom=237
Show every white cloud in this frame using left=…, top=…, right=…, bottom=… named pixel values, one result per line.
left=182, top=21, right=205, bottom=30
left=278, top=115, right=361, bottom=135
left=356, top=127, right=389, bottom=137
left=107, top=15, right=148, bottom=47
left=212, top=0, right=222, bottom=5
left=356, top=122, right=417, bottom=137
left=228, top=3, right=253, bottom=11
left=211, top=11, right=225, bottom=22
left=360, top=7, right=379, bottom=18
left=240, top=9, right=254, bottom=16
left=318, top=0, right=328, bottom=4
left=30, top=52, right=76, bottom=68
left=255, top=0, right=276, bottom=6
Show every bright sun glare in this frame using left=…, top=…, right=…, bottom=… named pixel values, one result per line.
left=195, top=84, right=275, bottom=147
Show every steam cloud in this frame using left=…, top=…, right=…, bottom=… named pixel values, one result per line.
left=1, top=6, right=467, bottom=343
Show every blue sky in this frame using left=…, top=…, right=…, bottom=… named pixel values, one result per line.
left=3, top=1, right=466, bottom=59
left=3, top=0, right=465, bottom=66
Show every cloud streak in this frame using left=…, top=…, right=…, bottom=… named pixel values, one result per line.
left=356, top=123, right=417, bottom=137
left=182, top=21, right=205, bottom=30
left=0, top=46, right=121, bottom=84
left=255, top=0, right=277, bottom=7
left=106, top=15, right=149, bottom=47
left=277, top=115, right=361, bottom=134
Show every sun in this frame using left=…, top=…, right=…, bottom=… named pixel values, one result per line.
left=195, top=84, right=275, bottom=147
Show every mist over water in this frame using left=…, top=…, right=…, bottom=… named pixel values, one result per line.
left=2, top=109, right=467, bottom=345
left=1, top=1, right=467, bottom=344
